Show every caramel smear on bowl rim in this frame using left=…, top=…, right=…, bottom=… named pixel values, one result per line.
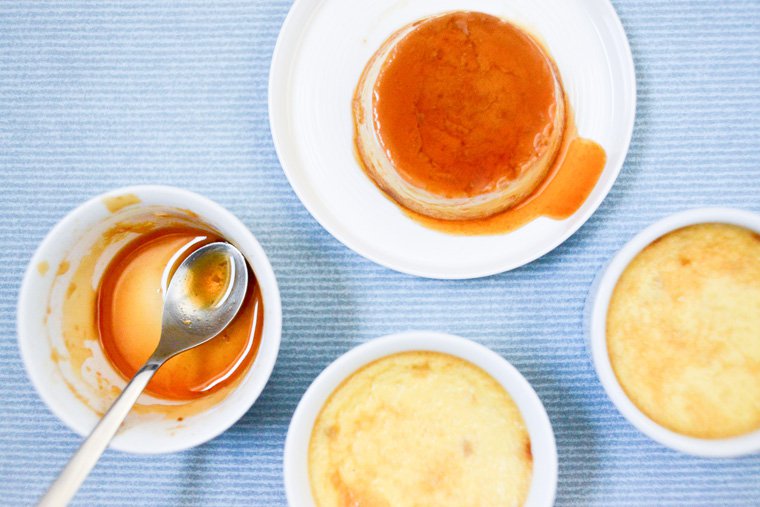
left=102, top=194, right=141, bottom=213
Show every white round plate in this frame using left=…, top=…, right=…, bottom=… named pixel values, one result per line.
left=269, top=0, right=636, bottom=279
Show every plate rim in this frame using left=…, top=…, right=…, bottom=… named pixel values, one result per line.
left=269, top=0, right=637, bottom=279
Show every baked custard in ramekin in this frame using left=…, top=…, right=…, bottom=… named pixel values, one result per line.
left=586, top=208, right=760, bottom=457
left=309, top=351, right=532, bottom=506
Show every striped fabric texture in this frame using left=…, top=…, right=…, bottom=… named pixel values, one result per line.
left=1, top=0, right=759, bottom=505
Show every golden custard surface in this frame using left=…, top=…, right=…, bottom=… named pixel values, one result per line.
left=607, top=223, right=760, bottom=439
left=309, top=351, right=532, bottom=506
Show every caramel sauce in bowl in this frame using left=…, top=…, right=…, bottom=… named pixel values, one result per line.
left=96, top=227, right=264, bottom=401
left=17, top=186, right=282, bottom=454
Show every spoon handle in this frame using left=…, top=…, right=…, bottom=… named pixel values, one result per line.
left=39, top=362, right=160, bottom=507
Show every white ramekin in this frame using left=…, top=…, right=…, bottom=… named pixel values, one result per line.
left=585, top=207, right=760, bottom=458
left=284, top=331, right=557, bottom=507
left=17, top=185, right=282, bottom=454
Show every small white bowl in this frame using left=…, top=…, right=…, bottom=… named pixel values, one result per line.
left=284, top=331, right=557, bottom=506
left=17, top=185, right=282, bottom=454
left=585, top=207, right=760, bottom=458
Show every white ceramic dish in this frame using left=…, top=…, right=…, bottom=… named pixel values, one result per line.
left=17, top=185, right=282, bottom=454
left=585, top=207, right=760, bottom=458
left=284, top=331, right=557, bottom=506
left=269, top=0, right=636, bottom=279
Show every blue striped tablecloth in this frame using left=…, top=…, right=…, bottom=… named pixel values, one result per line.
left=1, top=1, right=759, bottom=505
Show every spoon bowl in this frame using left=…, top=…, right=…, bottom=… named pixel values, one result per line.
left=154, top=242, right=248, bottom=361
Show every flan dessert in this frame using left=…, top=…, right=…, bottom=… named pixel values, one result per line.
left=607, top=223, right=760, bottom=439
left=353, top=11, right=566, bottom=220
left=309, top=351, right=533, bottom=506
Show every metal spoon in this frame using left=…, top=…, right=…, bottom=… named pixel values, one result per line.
left=40, top=242, right=248, bottom=507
